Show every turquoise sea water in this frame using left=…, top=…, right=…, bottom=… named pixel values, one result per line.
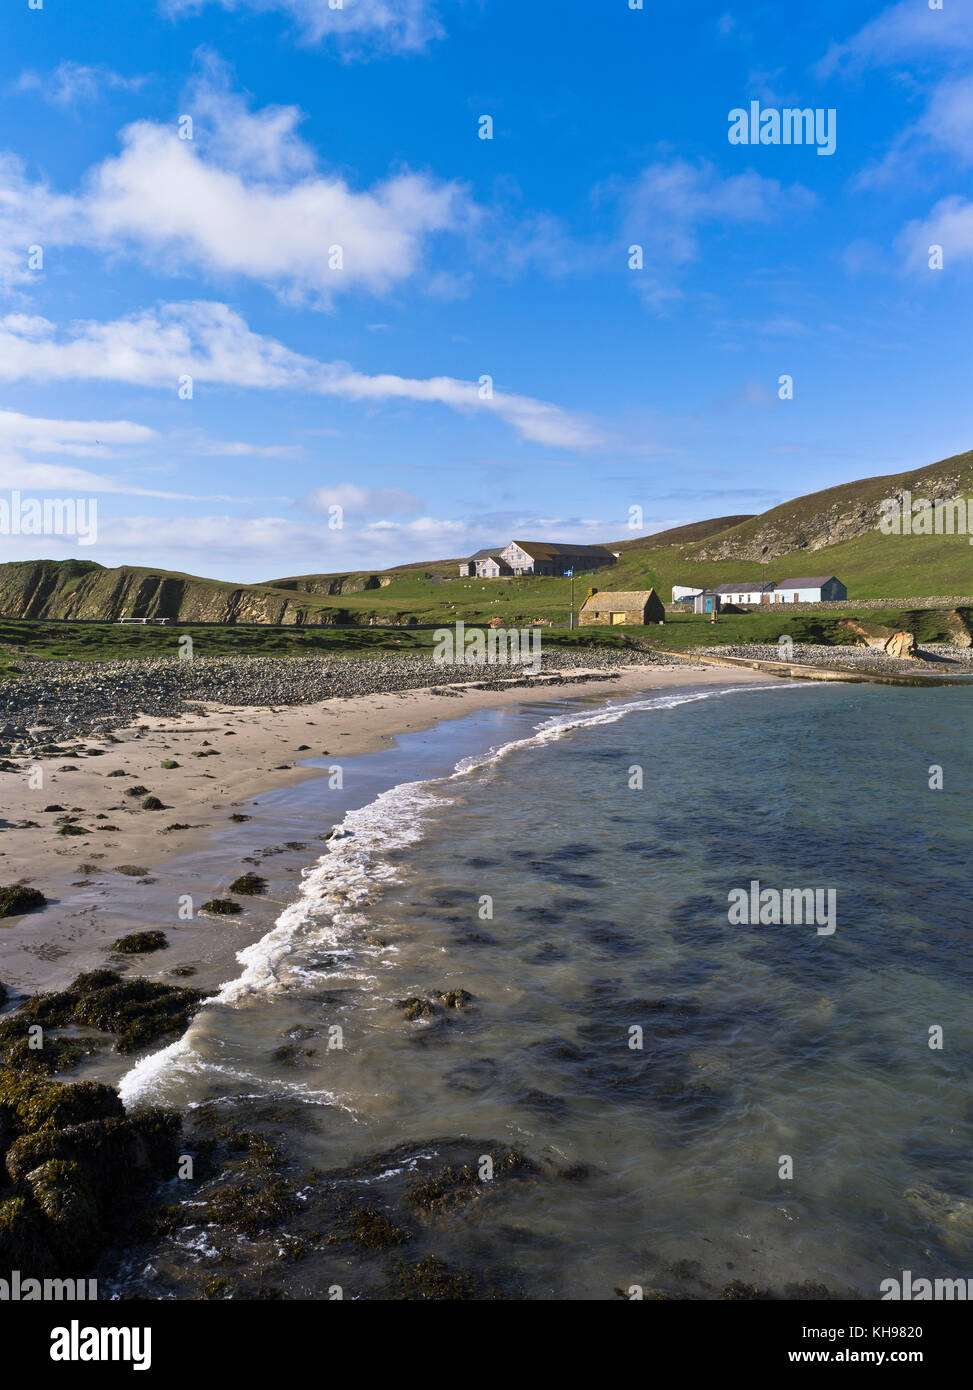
left=115, top=681, right=973, bottom=1299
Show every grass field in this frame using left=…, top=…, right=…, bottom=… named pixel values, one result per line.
left=0, top=607, right=968, bottom=674
left=0, top=619, right=638, bottom=671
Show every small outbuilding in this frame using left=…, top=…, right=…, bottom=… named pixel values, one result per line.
left=579, top=588, right=665, bottom=626
left=693, top=590, right=721, bottom=615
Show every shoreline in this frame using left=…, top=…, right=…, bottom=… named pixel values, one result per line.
left=0, top=662, right=771, bottom=1003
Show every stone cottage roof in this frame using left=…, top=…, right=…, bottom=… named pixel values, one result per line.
left=581, top=590, right=658, bottom=608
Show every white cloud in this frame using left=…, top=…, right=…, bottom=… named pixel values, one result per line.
left=0, top=153, right=80, bottom=291
left=615, top=159, right=815, bottom=308
left=0, top=300, right=605, bottom=450
left=898, top=194, right=973, bottom=272
left=817, top=1, right=973, bottom=77
left=201, top=440, right=300, bottom=457
left=305, top=483, right=422, bottom=514
left=72, top=510, right=471, bottom=575
left=0, top=409, right=156, bottom=458
left=25, top=508, right=635, bottom=579
left=161, top=0, right=444, bottom=55
left=15, top=62, right=145, bottom=107
left=0, top=62, right=471, bottom=303
left=854, top=75, right=973, bottom=192
left=0, top=451, right=227, bottom=499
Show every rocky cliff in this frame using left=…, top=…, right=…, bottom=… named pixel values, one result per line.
left=0, top=560, right=338, bottom=625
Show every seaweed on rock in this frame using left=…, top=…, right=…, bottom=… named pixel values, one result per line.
left=0, top=1062, right=181, bottom=1274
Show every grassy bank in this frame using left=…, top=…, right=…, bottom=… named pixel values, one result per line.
left=0, top=619, right=635, bottom=670
left=0, top=607, right=968, bottom=674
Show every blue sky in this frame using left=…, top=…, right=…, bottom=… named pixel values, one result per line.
left=1, top=0, right=971, bottom=581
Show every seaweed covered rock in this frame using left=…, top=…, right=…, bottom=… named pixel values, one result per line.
left=0, top=1058, right=182, bottom=1276
left=73, top=978, right=204, bottom=1052
left=0, top=1071, right=123, bottom=1134
left=434, top=989, right=474, bottom=1010
left=0, top=970, right=203, bottom=1057
left=405, top=1148, right=537, bottom=1215
left=395, top=997, right=436, bottom=1022
left=388, top=1255, right=479, bottom=1300
left=201, top=898, right=242, bottom=916
left=112, top=931, right=169, bottom=955
left=25, top=1159, right=101, bottom=1262
left=0, top=886, right=46, bottom=918
left=229, top=873, right=267, bottom=896
left=0, top=1193, right=54, bottom=1269
left=396, top=990, right=474, bottom=1021
left=7, top=1110, right=180, bottom=1186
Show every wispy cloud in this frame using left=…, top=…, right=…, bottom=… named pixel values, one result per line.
left=304, top=483, right=423, bottom=515
left=0, top=451, right=245, bottom=500
left=611, top=159, right=815, bottom=309
left=0, top=301, right=607, bottom=450
left=161, top=0, right=444, bottom=56
left=15, top=62, right=145, bottom=107
left=855, top=74, right=973, bottom=189
left=0, top=409, right=156, bottom=458
left=817, top=0, right=973, bottom=78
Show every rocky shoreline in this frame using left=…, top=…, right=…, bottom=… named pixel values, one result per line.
left=0, top=648, right=676, bottom=744
left=702, top=642, right=973, bottom=676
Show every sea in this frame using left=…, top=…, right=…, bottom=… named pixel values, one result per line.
left=108, top=680, right=973, bottom=1300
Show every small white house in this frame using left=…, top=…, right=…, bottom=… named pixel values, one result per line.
left=770, top=576, right=847, bottom=604
left=672, top=585, right=704, bottom=602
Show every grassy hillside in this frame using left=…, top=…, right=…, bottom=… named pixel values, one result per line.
left=692, top=447, right=973, bottom=562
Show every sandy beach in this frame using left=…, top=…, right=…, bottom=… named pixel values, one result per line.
left=0, top=662, right=769, bottom=1001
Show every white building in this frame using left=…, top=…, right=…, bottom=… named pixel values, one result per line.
left=770, top=576, right=847, bottom=604
left=715, top=581, right=776, bottom=605
left=672, top=585, right=704, bottom=602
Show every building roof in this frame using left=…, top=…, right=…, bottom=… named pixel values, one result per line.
left=581, top=589, right=660, bottom=608
left=511, top=540, right=615, bottom=559
left=774, top=576, right=838, bottom=589
left=714, top=581, right=775, bottom=594
left=465, top=548, right=508, bottom=562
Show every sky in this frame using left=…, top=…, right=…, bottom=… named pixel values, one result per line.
left=1, top=0, right=971, bottom=582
